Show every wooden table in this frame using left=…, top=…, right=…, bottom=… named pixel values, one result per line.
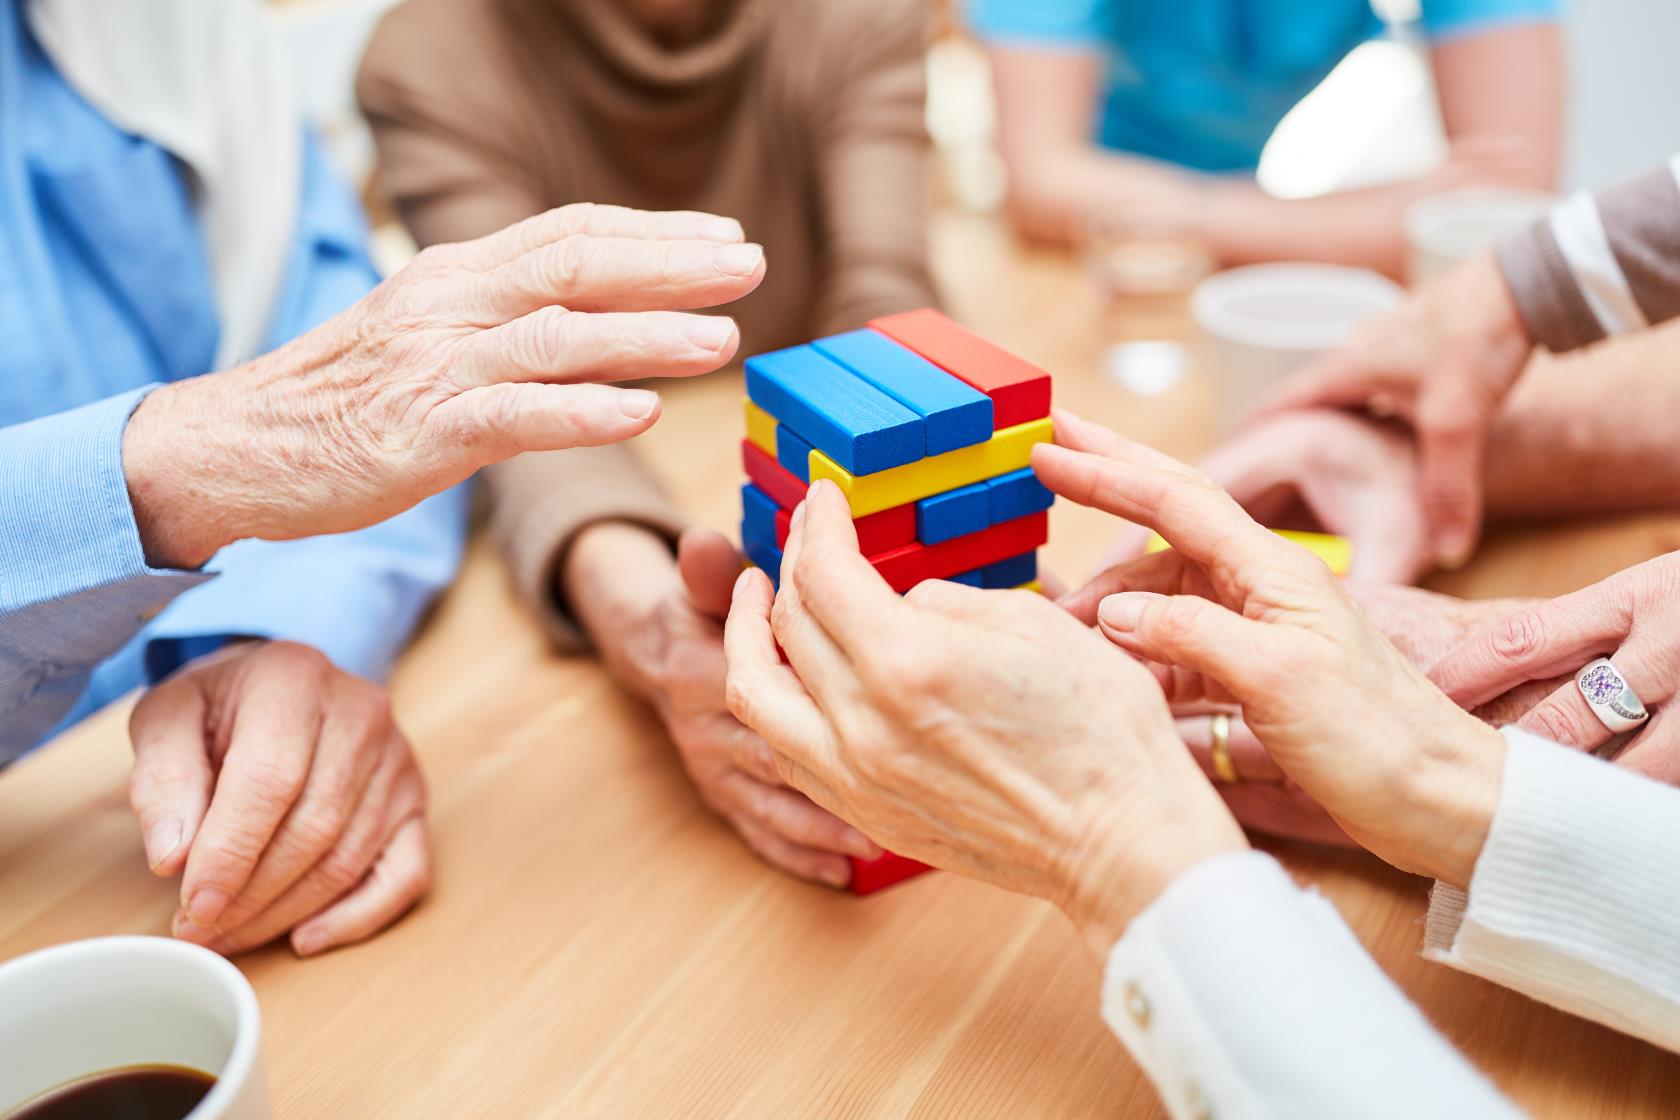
left=6, top=213, right=1680, bottom=1118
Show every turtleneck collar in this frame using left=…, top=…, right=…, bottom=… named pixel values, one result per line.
left=521, top=0, right=762, bottom=92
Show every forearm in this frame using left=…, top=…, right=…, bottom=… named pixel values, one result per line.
left=1426, top=729, right=1680, bottom=1053
left=1205, top=178, right=1458, bottom=277
left=1482, top=319, right=1680, bottom=518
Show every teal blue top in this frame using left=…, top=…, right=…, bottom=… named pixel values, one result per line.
left=968, top=0, right=1560, bottom=172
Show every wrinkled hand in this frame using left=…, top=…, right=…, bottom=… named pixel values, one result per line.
left=129, top=642, right=428, bottom=957
left=724, top=480, right=1246, bottom=948
left=1170, top=585, right=1549, bottom=846
left=1431, top=551, right=1680, bottom=782
left=567, top=525, right=879, bottom=888
left=1040, top=411, right=1506, bottom=887
left=126, top=203, right=764, bottom=569
left=1261, top=252, right=1533, bottom=569
left=1101, top=410, right=1430, bottom=582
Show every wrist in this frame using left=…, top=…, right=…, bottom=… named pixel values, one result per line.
left=123, top=381, right=240, bottom=569
left=1466, top=252, right=1534, bottom=393
left=1060, top=793, right=1248, bottom=964
left=1400, top=715, right=1506, bottom=888
left=561, top=521, right=682, bottom=695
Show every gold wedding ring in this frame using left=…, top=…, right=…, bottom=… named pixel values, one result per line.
left=1209, top=712, right=1239, bottom=783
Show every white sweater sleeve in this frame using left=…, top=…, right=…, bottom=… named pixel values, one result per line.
left=1425, top=727, right=1680, bottom=1050
left=1102, top=850, right=1519, bottom=1120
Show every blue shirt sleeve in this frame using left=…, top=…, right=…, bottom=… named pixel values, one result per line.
left=1419, top=0, right=1560, bottom=40
left=965, top=0, right=1109, bottom=45
left=135, top=132, right=471, bottom=686
left=0, top=386, right=214, bottom=761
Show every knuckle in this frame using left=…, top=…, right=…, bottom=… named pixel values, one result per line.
left=234, top=752, right=308, bottom=809
left=260, top=640, right=332, bottom=682
left=548, top=235, right=591, bottom=293
left=1525, top=704, right=1585, bottom=747
left=520, top=305, right=578, bottom=369
left=315, top=842, right=376, bottom=897
left=1493, top=610, right=1546, bottom=663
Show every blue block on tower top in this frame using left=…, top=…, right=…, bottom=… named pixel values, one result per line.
left=776, top=425, right=814, bottom=483
left=986, top=467, right=1055, bottom=523
left=812, top=329, right=994, bottom=455
left=744, top=344, right=924, bottom=475
left=916, top=482, right=990, bottom=545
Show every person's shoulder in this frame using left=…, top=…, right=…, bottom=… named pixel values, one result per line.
left=357, top=0, right=509, bottom=109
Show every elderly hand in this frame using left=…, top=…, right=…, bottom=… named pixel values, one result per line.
left=1101, top=410, right=1431, bottom=583
left=1430, top=552, right=1680, bottom=782
left=124, top=203, right=764, bottom=569
left=564, top=524, right=880, bottom=888
left=724, top=481, right=1246, bottom=950
left=1039, top=411, right=1507, bottom=888
left=128, top=641, right=428, bottom=957
left=1260, top=252, right=1532, bottom=569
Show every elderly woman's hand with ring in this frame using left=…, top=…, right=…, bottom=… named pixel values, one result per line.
left=724, top=480, right=1246, bottom=954
left=1039, top=411, right=1508, bottom=888
left=1430, top=552, right=1680, bottom=782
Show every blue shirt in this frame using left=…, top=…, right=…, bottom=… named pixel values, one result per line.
left=0, top=3, right=467, bottom=762
left=968, top=0, right=1560, bottom=173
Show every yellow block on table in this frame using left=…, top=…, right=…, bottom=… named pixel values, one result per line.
left=809, top=417, right=1053, bottom=517
left=1145, top=528, right=1352, bottom=577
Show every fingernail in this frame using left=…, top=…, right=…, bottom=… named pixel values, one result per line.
left=1098, top=595, right=1146, bottom=631
left=1437, top=540, right=1473, bottom=571
left=683, top=316, right=735, bottom=351
left=145, top=819, right=182, bottom=871
left=186, top=887, right=229, bottom=928
left=713, top=243, right=764, bottom=277
left=292, top=927, right=329, bottom=958
left=845, top=830, right=882, bottom=860
left=701, top=216, right=745, bottom=242
left=823, top=866, right=850, bottom=889
left=618, top=389, right=659, bottom=420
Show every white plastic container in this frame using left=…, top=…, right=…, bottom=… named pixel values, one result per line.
left=1405, top=187, right=1556, bottom=287
left=1191, top=263, right=1405, bottom=433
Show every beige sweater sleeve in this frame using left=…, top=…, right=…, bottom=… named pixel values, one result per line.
left=1496, top=157, right=1680, bottom=352
left=809, top=0, right=939, bottom=333
left=357, top=15, right=686, bottom=652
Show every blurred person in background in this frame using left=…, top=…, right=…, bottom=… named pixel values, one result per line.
left=357, top=0, right=937, bottom=890
left=972, top=0, right=1564, bottom=276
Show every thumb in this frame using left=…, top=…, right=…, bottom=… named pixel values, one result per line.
left=1097, top=591, right=1279, bottom=703
left=443, top=382, right=663, bottom=463
left=678, top=527, right=745, bottom=621
left=127, top=680, right=216, bottom=876
left=1416, top=387, right=1489, bottom=569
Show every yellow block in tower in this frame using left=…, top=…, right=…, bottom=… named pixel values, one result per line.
left=1145, top=528, right=1352, bottom=577
left=743, top=399, right=778, bottom=457
left=809, top=417, right=1053, bottom=517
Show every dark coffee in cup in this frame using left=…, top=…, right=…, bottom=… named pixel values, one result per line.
left=2, top=1064, right=214, bottom=1120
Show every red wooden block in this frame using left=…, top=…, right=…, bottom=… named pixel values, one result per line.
left=774, top=502, right=917, bottom=557
left=869, top=309, right=1052, bottom=430
left=742, top=439, right=809, bottom=511
left=850, top=851, right=932, bottom=895
left=869, top=512, right=1048, bottom=593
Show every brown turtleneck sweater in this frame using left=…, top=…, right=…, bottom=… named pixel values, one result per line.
left=357, top=0, right=935, bottom=649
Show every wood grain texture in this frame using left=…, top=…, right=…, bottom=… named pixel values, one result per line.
left=3, top=211, right=1680, bottom=1118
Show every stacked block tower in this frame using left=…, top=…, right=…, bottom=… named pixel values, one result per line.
left=738, top=308, right=1054, bottom=895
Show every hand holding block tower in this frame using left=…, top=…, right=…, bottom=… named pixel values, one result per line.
left=739, top=309, right=1055, bottom=894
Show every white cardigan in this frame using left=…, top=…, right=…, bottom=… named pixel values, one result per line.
left=1101, top=728, right=1680, bottom=1119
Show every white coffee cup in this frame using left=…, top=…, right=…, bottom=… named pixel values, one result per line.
left=0, top=936, right=268, bottom=1119
left=1405, top=187, right=1556, bottom=288
left=1190, top=263, right=1404, bottom=433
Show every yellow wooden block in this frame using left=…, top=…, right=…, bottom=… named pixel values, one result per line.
left=743, top=399, right=778, bottom=457
left=809, top=417, right=1053, bottom=517
left=1145, top=528, right=1351, bottom=576
left=1016, top=580, right=1045, bottom=594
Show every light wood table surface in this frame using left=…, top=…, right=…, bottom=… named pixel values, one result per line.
left=6, top=213, right=1680, bottom=1118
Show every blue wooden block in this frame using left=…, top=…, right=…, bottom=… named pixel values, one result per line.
left=776, top=425, right=813, bottom=483
left=946, top=568, right=985, bottom=588
left=744, top=345, right=924, bottom=475
left=916, top=482, right=991, bottom=546
left=981, top=551, right=1037, bottom=589
left=741, top=483, right=779, bottom=546
left=812, top=329, right=994, bottom=455
left=986, top=468, right=1055, bottom=523
left=740, top=520, right=783, bottom=591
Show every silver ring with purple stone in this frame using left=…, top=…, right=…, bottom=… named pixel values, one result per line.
left=1576, top=658, right=1649, bottom=733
